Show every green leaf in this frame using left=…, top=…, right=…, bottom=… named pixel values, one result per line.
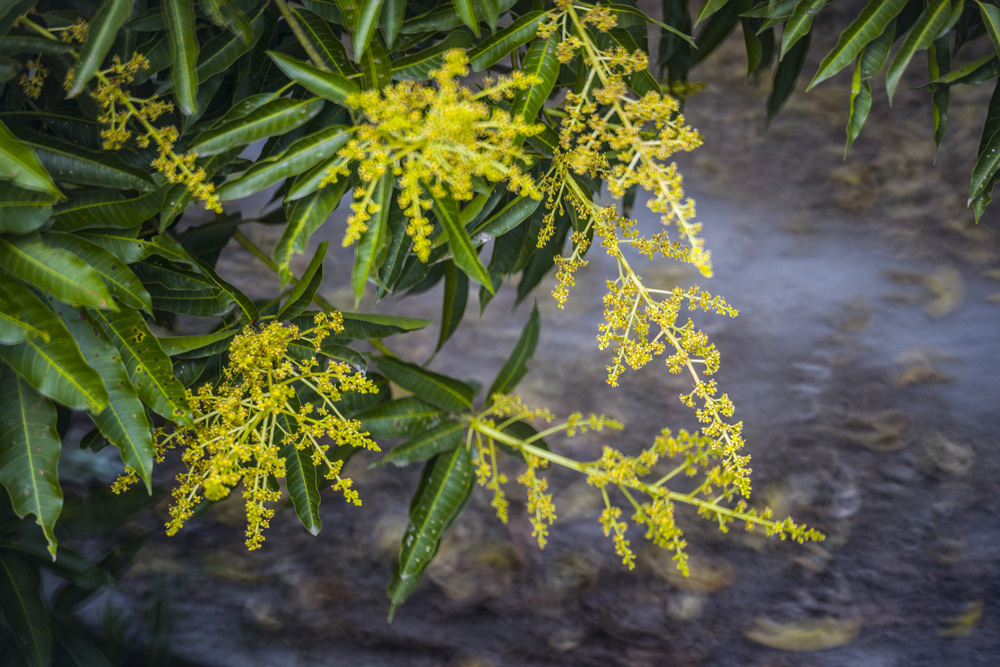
left=375, top=419, right=464, bottom=467
left=279, top=241, right=328, bottom=319
left=925, top=52, right=997, bottom=87
left=780, top=0, right=826, bottom=61
left=217, top=126, right=351, bottom=201
left=469, top=195, right=541, bottom=245
left=190, top=97, right=326, bottom=156
left=0, top=368, right=63, bottom=561
left=808, top=0, right=908, bottom=90
left=50, top=302, right=154, bottom=492
left=453, top=0, right=480, bottom=37
left=91, top=308, right=193, bottom=425
left=188, top=255, right=260, bottom=324
left=51, top=188, right=164, bottom=233
left=77, top=229, right=147, bottom=264
left=159, top=330, right=236, bottom=357
left=334, top=311, right=431, bottom=339
left=695, top=0, right=729, bottom=25
left=0, top=182, right=53, bottom=235
left=382, top=0, right=405, bottom=48
left=22, top=132, right=155, bottom=192
left=293, top=5, right=354, bottom=74
left=352, top=172, right=393, bottom=303
left=400, top=0, right=515, bottom=34
left=361, top=34, right=391, bottom=89
left=486, top=302, right=539, bottom=399
left=0, top=119, right=60, bottom=198
left=740, top=0, right=800, bottom=19
left=430, top=190, right=493, bottom=290
left=0, top=287, right=48, bottom=346
left=0, top=233, right=116, bottom=310
left=603, top=28, right=661, bottom=96
left=42, top=232, right=152, bottom=313
left=434, top=262, right=468, bottom=353
left=268, top=52, right=360, bottom=106
left=0, top=35, right=73, bottom=56
left=164, top=0, right=198, bottom=115
left=67, top=0, right=131, bottom=97
left=929, top=36, right=951, bottom=154
left=467, top=11, right=547, bottom=71
left=511, top=36, right=558, bottom=122
left=390, top=30, right=474, bottom=80
left=275, top=177, right=350, bottom=285
left=0, top=280, right=107, bottom=412
left=886, top=0, right=952, bottom=102
left=374, top=356, right=474, bottom=413
left=196, top=3, right=270, bottom=82
left=0, top=551, right=52, bottom=664
left=767, top=30, right=810, bottom=126
left=971, top=77, right=1000, bottom=211
left=386, top=444, right=474, bottom=620
left=845, top=21, right=894, bottom=155
left=351, top=0, right=385, bottom=58
left=275, top=391, right=322, bottom=535
left=355, top=396, right=443, bottom=438
left=977, top=0, right=1000, bottom=61
left=691, top=0, right=740, bottom=66
left=606, top=3, right=695, bottom=45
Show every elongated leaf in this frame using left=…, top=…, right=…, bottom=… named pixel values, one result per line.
left=279, top=242, right=328, bottom=319
left=160, top=330, right=236, bottom=357
left=971, top=77, right=1000, bottom=210
left=23, top=132, right=155, bottom=192
left=809, top=0, right=908, bottom=89
left=351, top=0, right=385, bottom=57
left=195, top=2, right=270, bottom=82
left=511, top=36, right=558, bottom=123
left=453, top=0, right=479, bottom=36
left=382, top=0, right=405, bottom=48
left=51, top=302, right=154, bottom=492
left=470, top=195, right=541, bottom=244
left=268, top=52, right=360, bottom=106
left=387, top=444, right=474, bottom=619
left=189, top=256, right=259, bottom=324
left=977, top=0, right=1000, bottom=61
left=67, top=0, right=131, bottom=97
left=400, top=0, right=515, bottom=34
left=0, top=368, right=63, bottom=561
left=0, top=551, right=52, bottom=663
left=0, top=234, right=116, bottom=310
left=0, top=119, right=60, bottom=198
left=929, top=36, right=951, bottom=154
left=294, top=5, right=354, bottom=74
left=274, top=390, right=322, bottom=534
left=352, top=172, right=393, bottom=302
left=781, top=0, right=826, bottom=60
left=925, top=53, right=997, bottom=87
left=467, top=11, right=546, bottom=71
left=374, top=356, right=474, bottom=412
left=191, top=97, right=326, bottom=156
left=92, top=308, right=193, bottom=425
left=52, top=188, right=164, bottom=232
left=431, top=190, right=492, bottom=290
left=606, top=3, right=694, bottom=44
left=276, top=177, right=350, bottom=285
left=362, top=34, right=391, bottom=89
left=0, top=35, right=73, bottom=56
left=435, top=262, right=468, bottom=353
left=767, top=30, right=810, bottom=125
left=0, top=182, right=53, bottom=235
left=217, top=126, right=351, bottom=201
left=356, top=396, right=442, bottom=438
left=77, top=229, right=147, bottom=264
left=376, top=419, right=464, bottom=467
left=886, top=0, right=952, bottom=102
left=391, top=30, right=474, bottom=80
left=691, top=1, right=740, bottom=66
left=164, top=0, right=198, bottom=115
left=845, top=21, right=894, bottom=154
left=486, top=302, right=539, bottom=399
left=42, top=232, right=152, bottom=313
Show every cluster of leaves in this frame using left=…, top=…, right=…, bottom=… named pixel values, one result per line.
left=0, top=0, right=867, bottom=657
left=661, top=0, right=1000, bottom=219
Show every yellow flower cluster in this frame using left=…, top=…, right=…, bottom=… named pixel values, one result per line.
left=90, top=52, right=222, bottom=213
left=323, top=50, right=545, bottom=260
left=113, top=313, right=380, bottom=550
left=19, top=58, right=48, bottom=99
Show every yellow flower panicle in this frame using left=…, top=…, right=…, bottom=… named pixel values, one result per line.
left=468, top=396, right=822, bottom=572
left=323, top=50, right=545, bottom=261
left=113, top=313, right=380, bottom=550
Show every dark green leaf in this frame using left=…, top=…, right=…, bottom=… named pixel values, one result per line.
left=400, top=0, right=515, bottom=34
left=352, top=172, right=393, bottom=303
left=453, top=0, right=480, bottom=37
left=0, top=551, right=51, bottom=664
left=279, top=241, right=328, bottom=319
left=191, top=97, right=326, bottom=156
left=486, top=302, right=539, bottom=399
left=22, top=132, right=155, bottom=192
left=977, top=0, right=1000, bottom=60
left=0, top=119, right=61, bottom=198
left=809, top=0, right=908, bottom=90
left=467, top=11, right=546, bottom=71
left=431, top=190, right=493, bottom=290
left=0, top=182, right=53, bottom=235
left=434, top=261, right=468, bottom=353
left=390, top=30, right=474, bottom=80
left=269, top=51, right=360, bottom=106
left=42, top=232, right=152, bottom=313
left=886, top=0, right=952, bottom=102
left=293, top=5, right=354, bottom=74
left=386, top=444, right=474, bottom=619
left=382, top=0, right=405, bottom=49
left=0, top=233, right=116, bottom=311
left=0, top=368, right=63, bottom=560
left=374, top=356, right=473, bottom=412
left=929, top=36, right=951, bottom=154
left=469, top=195, right=541, bottom=244
left=971, top=76, right=1000, bottom=210
left=276, top=177, right=350, bottom=285
left=351, top=0, right=385, bottom=58
left=691, top=0, right=740, bottom=66
left=67, top=0, right=131, bottom=97
left=91, top=308, right=193, bottom=425
left=780, top=0, right=826, bottom=60
left=355, top=396, right=443, bottom=438
left=361, top=34, right=391, bottom=89
left=375, top=419, right=465, bottom=467
left=159, top=330, right=235, bottom=357
left=164, top=0, right=198, bottom=115
left=767, top=30, right=810, bottom=126
left=51, top=188, right=164, bottom=233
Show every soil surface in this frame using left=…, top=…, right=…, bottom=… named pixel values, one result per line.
left=71, top=26, right=1000, bottom=667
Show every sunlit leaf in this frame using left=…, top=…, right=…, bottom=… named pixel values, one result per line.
left=886, top=0, right=952, bottom=103
left=268, top=52, right=360, bottom=106
left=467, top=11, right=547, bottom=71
left=164, top=0, right=198, bottom=115
left=0, top=118, right=61, bottom=198
left=0, top=233, right=116, bottom=311
left=191, top=97, right=326, bottom=156
left=352, top=172, right=393, bottom=303
left=809, top=0, right=908, bottom=90
left=430, top=189, right=493, bottom=290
